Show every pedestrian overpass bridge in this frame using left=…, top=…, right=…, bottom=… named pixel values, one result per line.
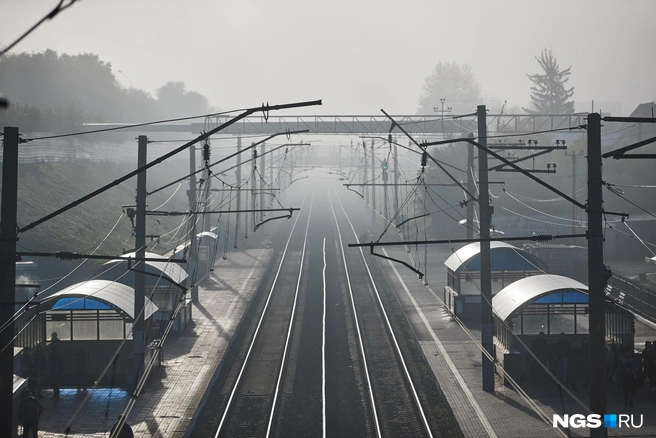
left=83, top=113, right=587, bottom=136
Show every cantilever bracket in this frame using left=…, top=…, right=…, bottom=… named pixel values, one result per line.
left=370, top=245, right=424, bottom=279
left=254, top=209, right=294, bottom=230
left=290, top=175, right=309, bottom=185
left=346, top=186, right=364, bottom=199
left=395, top=213, right=430, bottom=228
left=489, top=148, right=557, bottom=172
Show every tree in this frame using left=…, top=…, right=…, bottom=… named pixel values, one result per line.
left=155, top=81, right=209, bottom=118
left=417, top=62, right=481, bottom=114
left=524, top=48, right=575, bottom=114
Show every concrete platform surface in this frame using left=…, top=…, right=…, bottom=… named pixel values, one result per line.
left=32, top=248, right=272, bottom=438
left=378, top=246, right=656, bottom=438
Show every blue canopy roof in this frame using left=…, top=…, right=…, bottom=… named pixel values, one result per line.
left=42, top=280, right=158, bottom=321
left=492, top=274, right=588, bottom=321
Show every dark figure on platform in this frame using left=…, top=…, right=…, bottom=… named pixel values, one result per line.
left=555, top=333, right=571, bottom=383
left=618, top=340, right=631, bottom=362
left=646, top=340, right=656, bottom=391
left=20, top=347, right=32, bottom=377
left=651, top=340, right=656, bottom=391
left=49, top=347, right=64, bottom=399
left=621, top=353, right=640, bottom=407
left=110, top=415, right=134, bottom=438
left=547, top=339, right=557, bottom=375
left=607, top=340, right=618, bottom=381
left=580, top=338, right=589, bottom=387
left=75, top=346, right=90, bottom=391
left=33, top=345, right=46, bottom=398
left=18, top=389, right=44, bottom=438
left=24, top=362, right=38, bottom=396
left=529, top=332, right=549, bottom=380
left=641, top=341, right=651, bottom=386
left=568, top=343, right=582, bottom=394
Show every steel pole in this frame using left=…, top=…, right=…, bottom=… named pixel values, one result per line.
left=478, top=105, right=494, bottom=393
left=466, top=135, right=475, bottom=241
left=0, top=127, right=19, bottom=437
left=588, top=113, right=608, bottom=438
left=133, top=135, right=147, bottom=391
left=188, top=145, right=199, bottom=302
left=235, top=137, right=242, bottom=245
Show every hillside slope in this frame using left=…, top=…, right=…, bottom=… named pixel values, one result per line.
left=9, top=160, right=193, bottom=255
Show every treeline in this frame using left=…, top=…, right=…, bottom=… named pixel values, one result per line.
left=0, top=50, right=212, bottom=132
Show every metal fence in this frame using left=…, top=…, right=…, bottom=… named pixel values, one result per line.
left=0, top=133, right=189, bottom=164
left=606, top=273, right=656, bottom=323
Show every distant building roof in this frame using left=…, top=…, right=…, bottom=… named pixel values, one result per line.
left=103, top=252, right=188, bottom=286
left=196, top=231, right=218, bottom=240
left=42, top=280, right=158, bottom=321
left=444, top=241, right=547, bottom=273
left=492, top=274, right=587, bottom=321
left=607, top=102, right=656, bottom=149
left=171, top=231, right=219, bottom=255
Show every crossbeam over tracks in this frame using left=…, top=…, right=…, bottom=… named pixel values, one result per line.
left=82, top=114, right=588, bottom=135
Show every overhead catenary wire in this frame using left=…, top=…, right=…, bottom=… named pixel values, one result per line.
left=604, top=183, right=656, bottom=220
left=18, top=101, right=321, bottom=235
left=67, top=170, right=213, bottom=433
left=623, top=220, right=656, bottom=257
left=0, top=0, right=78, bottom=58
left=20, top=107, right=252, bottom=143
left=0, top=212, right=128, bottom=336
left=335, top=186, right=567, bottom=436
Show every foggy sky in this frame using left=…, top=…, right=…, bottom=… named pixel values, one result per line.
left=2, top=0, right=655, bottom=117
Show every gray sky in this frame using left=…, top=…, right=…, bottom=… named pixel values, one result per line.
left=2, top=0, right=655, bottom=116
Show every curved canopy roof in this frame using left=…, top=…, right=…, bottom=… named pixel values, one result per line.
left=196, top=231, right=218, bottom=240
left=42, top=280, right=158, bottom=321
left=104, top=251, right=188, bottom=286
left=492, top=274, right=588, bottom=321
left=172, top=231, right=219, bottom=255
left=444, top=241, right=547, bottom=273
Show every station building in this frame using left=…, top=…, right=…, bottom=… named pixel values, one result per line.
left=95, top=252, right=191, bottom=335
left=443, top=242, right=548, bottom=318
left=38, top=280, right=160, bottom=387
left=492, top=274, right=634, bottom=383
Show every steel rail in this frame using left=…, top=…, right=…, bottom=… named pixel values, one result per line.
left=333, top=188, right=435, bottom=438
left=265, top=191, right=315, bottom=437
left=213, top=188, right=310, bottom=438
left=328, top=189, right=382, bottom=438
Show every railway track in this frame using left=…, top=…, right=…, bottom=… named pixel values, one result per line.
left=210, top=189, right=314, bottom=438
left=192, top=182, right=442, bottom=437
left=328, top=187, right=436, bottom=438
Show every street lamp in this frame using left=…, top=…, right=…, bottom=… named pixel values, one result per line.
left=433, top=98, right=452, bottom=136
left=118, top=69, right=133, bottom=88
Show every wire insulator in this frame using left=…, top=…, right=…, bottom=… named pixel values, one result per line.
left=530, top=233, right=553, bottom=242
left=55, top=250, right=76, bottom=261
left=421, top=151, right=427, bottom=168
left=203, top=142, right=210, bottom=164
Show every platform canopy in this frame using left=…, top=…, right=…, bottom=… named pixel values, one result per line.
left=444, top=241, right=547, bottom=273
left=492, top=274, right=588, bottom=322
left=42, top=280, right=158, bottom=321
left=173, top=231, right=219, bottom=254
left=104, top=251, right=188, bottom=287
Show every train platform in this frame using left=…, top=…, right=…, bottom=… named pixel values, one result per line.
left=378, top=246, right=656, bottom=438
left=32, top=246, right=273, bottom=438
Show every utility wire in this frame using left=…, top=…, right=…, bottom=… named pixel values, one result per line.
left=623, top=220, right=656, bottom=257
left=20, top=108, right=249, bottom=142
left=604, top=183, right=656, bottom=220
left=0, top=1, right=78, bottom=57
left=18, top=102, right=319, bottom=234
